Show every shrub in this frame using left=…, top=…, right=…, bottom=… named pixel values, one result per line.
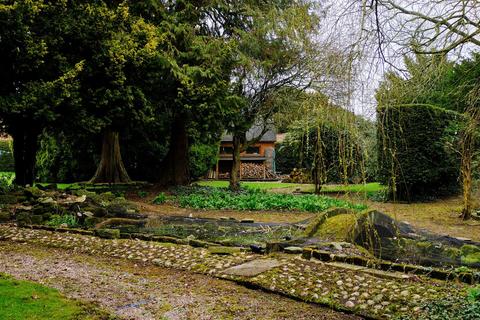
left=377, top=104, right=463, bottom=200
left=152, top=192, right=167, bottom=204
left=173, top=186, right=366, bottom=212
left=0, top=139, right=14, bottom=172
left=189, top=143, right=218, bottom=179
left=46, top=214, right=79, bottom=228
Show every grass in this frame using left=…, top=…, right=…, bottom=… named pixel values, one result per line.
left=196, top=180, right=304, bottom=190
left=172, top=186, right=367, bottom=212
left=196, top=180, right=385, bottom=195
left=0, top=273, right=109, bottom=320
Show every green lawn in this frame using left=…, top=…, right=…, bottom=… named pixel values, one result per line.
left=196, top=180, right=385, bottom=194
left=316, top=182, right=385, bottom=193
left=196, top=180, right=303, bottom=190
left=0, top=273, right=108, bottom=320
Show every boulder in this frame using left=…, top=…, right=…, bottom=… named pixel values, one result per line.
left=94, top=228, right=120, bottom=239
left=0, top=211, right=10, bottom=222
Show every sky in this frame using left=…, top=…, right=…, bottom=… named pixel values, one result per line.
left=317, top=0, right=480, bottom=119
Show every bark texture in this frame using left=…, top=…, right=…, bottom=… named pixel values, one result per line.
left=90, top=129, right=131, bottom=183
left=229, top=133, right=244, bottom=191
left=159, top=114, right=190, bottom=186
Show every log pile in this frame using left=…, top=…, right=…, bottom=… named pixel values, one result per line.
left=240, top=162, right=277, bottom=179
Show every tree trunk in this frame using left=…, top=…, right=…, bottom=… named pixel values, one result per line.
left=460, top=123, right=475, bottom=220
left=159, top=114, right=190, bottom=185
left=90, top=129, right=131, bottom=183
left=11, top=125, right=38, bottom=186
left=229, top=133, right=243, bottom=191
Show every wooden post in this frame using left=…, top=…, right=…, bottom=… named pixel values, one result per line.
left=263, top=162, right=266, bottom=180
left=215, top=161, right=219, bottom=179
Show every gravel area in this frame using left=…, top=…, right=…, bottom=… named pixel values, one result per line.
left=0, top=241, right=357, bottom=320
left=0, top=225, right=469, bottom=319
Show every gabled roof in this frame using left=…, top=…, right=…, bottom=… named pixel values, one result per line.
left=221, top=125, right=276, bottom=142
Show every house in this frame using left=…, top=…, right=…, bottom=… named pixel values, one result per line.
left=209, top=126, right=277, bottom=180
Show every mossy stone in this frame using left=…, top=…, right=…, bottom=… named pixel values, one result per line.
left=23, top=187, right=45, bottom=198
left=30, top=215, right=43, bottom=225
left=15, top=212, right=31, bottom=226
left=94, top=228, right=120, bottom=239
left=189, top=239, right=210, bottom=248
left=0, top=211, right=10, bottom=222
left=0, top=194, right=18, bottom=204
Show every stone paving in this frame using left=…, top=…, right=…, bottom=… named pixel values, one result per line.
left=0, top=225, right=469, bottom=319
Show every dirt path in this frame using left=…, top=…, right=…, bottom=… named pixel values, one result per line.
left=0, top=242, right=358, bottom=320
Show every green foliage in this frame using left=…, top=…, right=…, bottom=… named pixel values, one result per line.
left=377, top=104, right=463, bottom=200
left=173, top=186, right=367, bottom=212
left=0, top=172, right=14, bottom=194
left=189, top=143, right=219, bottom=180
left=0, top=140, right=13, bottom=172
left=46, top=214, right=79, bottom=228
left=0, top=273, right=109, bottom=320
left=152, top=193, right=167, bottom=205
left=468, top=287, right=480, bottom=303
left=276, top=119, right=366, bottom=183
left=396, top=297, right=480, bottom=320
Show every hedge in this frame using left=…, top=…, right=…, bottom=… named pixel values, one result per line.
left=0, top=139, right=14, bottom=172
left=377, top=104, right=463, bottom=200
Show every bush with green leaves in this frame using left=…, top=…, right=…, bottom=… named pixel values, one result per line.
left=46, top=214, right=79, bottom=228
left=0, top=172, right=14, bottom=194
left=189, top=143, right=218, bottom=180
left=377, top=104, right=463, bottom=200
left=0, top=140, right=14, bottom=172
left=172, top=186, right=366, bottom=212
left=152, top=192, right=167, bottom=205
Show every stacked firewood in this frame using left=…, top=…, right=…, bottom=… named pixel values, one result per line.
left=240, top=162, right=277, bottom=179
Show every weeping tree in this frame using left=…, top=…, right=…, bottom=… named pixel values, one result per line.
left=356, top=0, right=480, bottom=218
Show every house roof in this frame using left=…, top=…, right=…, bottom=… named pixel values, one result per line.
left=221, top=125, right=276, bottom=142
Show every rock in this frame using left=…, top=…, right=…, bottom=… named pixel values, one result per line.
left=250, top=244, right=266, bottom=254
left=0, top=194, right=18, bottom=204
left=330, top=242, right=344, bottom=251
left=59, top=223, right=69, bottom=228
left=15, top=212, right=31, bottom=226
left=23, top=187, right=45, bottom=199
left=222, top=259, right=284, bottom=277
left=400, top=290, right=409, bottom=296
left=39, top=197, right=55, bottom=204
left=284, top=246, right=303, bottom=254
left=189, top=239, right=210, bottom=248
left=94, top=228, right=120, bottom=239
left=0, top=211, right=10, bottom=222
left=30, top=215, right=43, bottom=225
left=345, top=301, right=355, bottom=308
left=336, top=280, right=344, bottom=286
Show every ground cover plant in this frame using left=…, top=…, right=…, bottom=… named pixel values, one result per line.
left=0, top=273, right=109, bottom=320
left=171, top=186, right=367, bottom=212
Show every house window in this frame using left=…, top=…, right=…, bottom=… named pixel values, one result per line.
left=220, top=146, right=233, bottom=154
left=246, top=146, right=260, bottom=154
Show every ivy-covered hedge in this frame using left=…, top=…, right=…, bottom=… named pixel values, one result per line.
left=377, top=104, right=463, bottom=200
left=0, top=139, right=14, bottom=172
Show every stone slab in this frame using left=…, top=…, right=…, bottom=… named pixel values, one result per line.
left=363, top=268, right=412, bottom=280
left=222, top=259, right=284, bottom=277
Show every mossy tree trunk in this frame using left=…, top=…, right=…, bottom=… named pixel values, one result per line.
left=460, top=116, right=476, bottom=220
left=159, top=114, right=190, bottom=186
left=90, top=128, right=131, bottom=183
